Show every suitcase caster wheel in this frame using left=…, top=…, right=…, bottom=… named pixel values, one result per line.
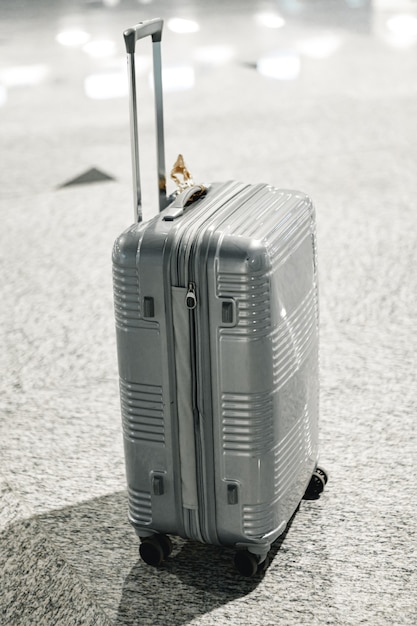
left=315, top=466, right=328, bottom=485
left=234, top=551, right=259, bottom=577
left=139, top=536, right=165, bottom=567
left=158, top=534, right=173, bottom=559
left=303, top=470, right=326, bottom=500
left=258, top=555, right=270, bottom=573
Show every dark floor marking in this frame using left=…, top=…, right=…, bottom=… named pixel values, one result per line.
left=58, top=167, right=115, bottom=188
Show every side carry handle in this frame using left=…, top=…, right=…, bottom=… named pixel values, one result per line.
left=123, top=18, right=167, bottom=222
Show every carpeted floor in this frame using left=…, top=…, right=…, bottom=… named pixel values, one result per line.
left=1, top=1, right=416, bottom=624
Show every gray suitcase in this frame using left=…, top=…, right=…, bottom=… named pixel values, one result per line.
left=113, top=18, right=327, bottom=577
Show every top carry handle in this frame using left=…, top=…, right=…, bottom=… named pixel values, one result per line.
left=124, top=19, right=168, bottom=222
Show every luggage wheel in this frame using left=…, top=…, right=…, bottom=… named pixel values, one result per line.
left=303, top=466, right=328, bottom=500
left=139, top=534, right=173, bottom=566
left=233, top=551, right=270, bottom=577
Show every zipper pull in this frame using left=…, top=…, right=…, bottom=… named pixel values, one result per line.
left=186, top=282, right=197, bottom=309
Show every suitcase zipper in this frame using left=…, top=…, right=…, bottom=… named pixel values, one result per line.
left=185, top=282, right=197, bottom=310
left=171, top=186, right=243, bottom=543
left=185, top=280, right=210, bottom=542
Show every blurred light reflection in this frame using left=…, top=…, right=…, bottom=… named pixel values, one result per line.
left=257, top=53, right=300, bottom=80
left=255, top=12, right=285, bottom=29
left=0, top=64, right=49, bottom=87
left=167, top=18, right=200, bottom=34
left=160, top=66, right=195, bottom=91
left=83, top=40, right=116, bottom=58
left=56, top=29, right=90, bottom=47
left=194, top=45, right=235, bottom=66
left=386, top=14, right=417, bottom=43
left=297, top=35, right=342, bottom=59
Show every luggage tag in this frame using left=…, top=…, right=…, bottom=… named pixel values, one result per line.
left=163, top=154, right=207, bottom=221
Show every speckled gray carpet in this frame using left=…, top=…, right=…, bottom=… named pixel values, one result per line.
left=1, top=1, right=417, bottom=624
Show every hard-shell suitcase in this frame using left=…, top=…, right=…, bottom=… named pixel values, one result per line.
left=113, top=18, right=327, bottom=576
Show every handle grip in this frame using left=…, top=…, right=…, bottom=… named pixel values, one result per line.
left=123, top=18, right=163, bottom=53
left=124, top=18, right=167, bottom=222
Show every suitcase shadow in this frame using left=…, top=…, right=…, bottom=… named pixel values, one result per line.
left=116, top=513, right=296, bottom=626
left=0, top=487, right=296, bottom=626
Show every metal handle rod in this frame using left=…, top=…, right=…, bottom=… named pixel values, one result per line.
left=124, top=19, right=167, bottom=222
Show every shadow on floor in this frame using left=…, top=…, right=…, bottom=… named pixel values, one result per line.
left=115, top=510, right=297, bottom=626
left=1, top=490, right=297, bottom=625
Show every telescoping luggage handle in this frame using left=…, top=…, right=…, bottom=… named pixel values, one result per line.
left=124, top=18, right=168, bottom=222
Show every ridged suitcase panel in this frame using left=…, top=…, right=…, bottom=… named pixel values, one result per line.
left=120, top=380, right=165, bottom=444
